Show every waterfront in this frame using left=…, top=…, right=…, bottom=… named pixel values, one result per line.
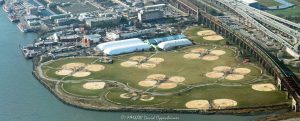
left=0, top=9, right=269, bottom=121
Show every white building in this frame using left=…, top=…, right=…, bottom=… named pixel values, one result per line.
left=106, top=32, right=120, bottom=41
left=96, top=38, right=151, bottom=55
left=144, top=4, right=166, bottom=10
left=97, top=38, right=143, bottom=50
left=78, top=13, right=94, bottom=21
left=103, top=43, right=151, bottom=55
left=158, top=39, right=193, bottom=50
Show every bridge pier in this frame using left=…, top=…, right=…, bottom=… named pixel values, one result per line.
left=292, top=98, right=299, bottom=112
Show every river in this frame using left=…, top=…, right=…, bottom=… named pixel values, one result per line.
left=0, top=9, right=269, bottom=121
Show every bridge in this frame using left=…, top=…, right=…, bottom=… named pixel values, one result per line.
left=169, top=0, right=300, bottom=112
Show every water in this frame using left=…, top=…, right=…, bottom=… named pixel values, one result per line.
left=0, top=9, right=267, bottom=121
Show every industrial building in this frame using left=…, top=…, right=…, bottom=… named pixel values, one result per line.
left=49, top=14, right=71, bottom=20
left=26, top=6, right=39, bottom=15
left=146, top=34, right=186, bottom=45
left=97, top=38, right=151, bottom=55
left=157, top=39, right=192, bottom=50
left=54, top=17, right=77, bottom=26
left=138, top=9, right=164, bottom=22
left=81, top=34, right=102, bottom=47
left=138, top=4, right=166, bottom=22
left=85, top=13, right=121, bottom=28
left=120, top=28, right=157, bottom=39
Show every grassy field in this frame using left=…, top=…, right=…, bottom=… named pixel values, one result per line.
left=106, top=85, right=288, bottom=108
left=62, top=82, right=107, bottom=97
left=40, top=26, right=289, bottom=109
left=266, top=0, right=300, bottom=18
left=43, top=45, right=261, bottom=89
left=257, top=0, right=282, bottom=7
left=183, top=26, right=227, bottom=45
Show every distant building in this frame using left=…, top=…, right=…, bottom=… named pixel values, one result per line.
left=55, top=17, right=77, bottom=26
left=137, top=4, right=166, bottom=22
left=78, top=13, right=94, bottom=21
left=120, top=28, right=157, bottom=39
left=27, top=20, right=41, bottom=30
left=144, top=4, right=165, bottom=10
left=26, top=6, right=39, bottom=15
left=81, top=34, right=102, bottom=47
left=146, top=34, right=186, bottom=45
left=49, top=14, right=71, bottom=20
left=138, top=9, right=164, bottom=22
left=85, top=13, right=121, bottom=28
left=54, top=33, right=81, bottom=42
left=106, top=32, right=120, bottom=41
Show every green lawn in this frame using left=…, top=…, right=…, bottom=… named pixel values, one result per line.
left=41, top=25, right=290, bottom=108
left=257, top=0, right=282, bottom=7
left=43, top=45, right=262, bottom=91
left=183, top=26, right=227, bottom=45
left=61, top=82, right=106, bottom=97
left=106, top=85, right=289, bottom=108
left=266, top=0, right=300, bottom=18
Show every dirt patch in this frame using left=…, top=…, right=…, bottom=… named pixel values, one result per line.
left=157, top=82, right=177, bottom=89
left=120, top=93, right=131, bottom=99
left=183, top=53, right=200, bottom=59
left=202, top=55, right=219, bottom=61
left=140, top=95, right=155, bottom=101
left=225, top=74, right=244, bottom=81
left=203, top=35, right=224, bottom=41
left=168, top=76, right=185, bottom=83
left=233, top=68, right=251, bottom=75
left=55, top=69, right=73, bottom=76
left=252, top=83, right=276, bottom=91
left=120, top=61, right=138, bottom=67
left=185, top=100, right=210, bottom=110
left=84, top=64, right=105, bottom=72
left=138, top=80, right=157, bottom=87
left=82, top=82, right=106, bottom=90
left=191, top=48, right=208, bottom=53
left=147, top=74, right=166, bottom=80
left=197, top=30, right=216, bottom=36
left=212, top=99, right=238, bottom=109
left=62, top=63, right=85, bottom=69
left=147, top=58, right=164, bottom=64
left=122, top=57, right=163, bottom=69
left=130, top=56, right=147, bottom=62
left=137, top=63, right=156, bottom=69
left=210, top=50, right=226, bottom=56
left=72, top=71, right=91, bottom=77
left=213, top=66, right=232, bottom=72
left=206, top=72, right=225, bottom=78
